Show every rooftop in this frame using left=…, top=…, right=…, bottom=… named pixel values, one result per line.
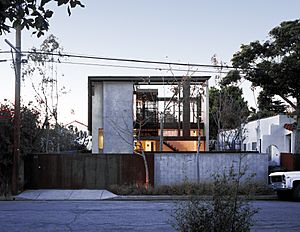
left=88, top=75, right=210, bottom=85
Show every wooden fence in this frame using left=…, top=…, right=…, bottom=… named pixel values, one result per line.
left=280, top=153, right=300, bottom=171
left=25, top=153, right=154, bottom=189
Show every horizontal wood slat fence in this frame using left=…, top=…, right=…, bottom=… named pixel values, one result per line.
left=25, top=153, right=154, bottom=189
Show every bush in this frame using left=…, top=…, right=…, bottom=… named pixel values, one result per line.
left=0, top=102, right=13, bottom=197
left=108, top=181, right=272, bottom=196
left=170, top=164, right=259, bottom=232
left=108, top=182, right=215, bottom=196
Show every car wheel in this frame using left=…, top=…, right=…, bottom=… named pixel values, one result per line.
left=292, top=184, right=300, bottom=201
left=277, top=190, right=291, bottom=200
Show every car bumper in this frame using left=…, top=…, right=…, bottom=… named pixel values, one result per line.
left=271, top=183, right=288, bottom=190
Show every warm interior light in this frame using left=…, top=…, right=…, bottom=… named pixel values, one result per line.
left=98, top=128, right=103, bottom=150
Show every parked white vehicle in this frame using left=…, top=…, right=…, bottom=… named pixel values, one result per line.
left=269, top=171, right=300, bottom=200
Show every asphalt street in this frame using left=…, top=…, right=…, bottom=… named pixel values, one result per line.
left=0, top=200, right=300, bottom=231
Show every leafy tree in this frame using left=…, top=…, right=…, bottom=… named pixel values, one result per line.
left=0, top=101, right=41, bottom=196
left=0, top=0, right=84, bottom=37
left=209, top=85, right=249, bottom=151
left=0, top=99, right=87, bottom=196
left=223, top=20, right=300, bottom=153
left=0, top=102, right=13, bottom=196
left=248, top=91, right=287, bottom=121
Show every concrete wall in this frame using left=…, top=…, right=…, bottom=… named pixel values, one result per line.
left=91, top=82, right=103, bottom=153
left=154, top=152, right=268, bottom=186
left=103, top=82, right=133, bottom=153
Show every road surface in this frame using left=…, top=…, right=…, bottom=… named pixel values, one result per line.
left=0, top=200, right=299, bottom=231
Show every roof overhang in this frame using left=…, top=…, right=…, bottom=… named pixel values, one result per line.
left=88, top=75, right=210, bottom=85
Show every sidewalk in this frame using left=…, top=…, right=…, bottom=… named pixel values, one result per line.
left=15, top=189, right=117, bottom=201
left=10, top=189, right=278, bottom=201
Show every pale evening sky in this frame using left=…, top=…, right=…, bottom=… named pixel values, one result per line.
left=0, top=1, right=299, bottom=125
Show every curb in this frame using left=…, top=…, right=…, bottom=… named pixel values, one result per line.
left=109, top=195, right=278, bottom=201
left=1, top=194, right=278, bottom=201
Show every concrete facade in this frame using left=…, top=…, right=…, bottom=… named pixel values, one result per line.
left=154, top=153, right=268, bottom=186
left=103, top=82, right=133, bottom=153
left=91, top=82, right=103, bottom=153
left=89, top=76, right=211, bottom=154
left=91, top=81, right=133, bottom=153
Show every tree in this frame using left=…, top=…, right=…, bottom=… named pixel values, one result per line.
left=0, top=99, right=85, bottom=196
left=0, top=0, right=84, bottom=37
left=209, top=86, right=249, bottom=151
left=23, top=34, right=67, bottom=152
left=248, top=91, right=287, bottom=121
left=223, top=20, right=300, bottom=153
left=0, top=101, right=41, bottom=196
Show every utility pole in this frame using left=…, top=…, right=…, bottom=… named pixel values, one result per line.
left=11, top=26, right=22, bottom=195
left=159, top=113, right=164, bottom=151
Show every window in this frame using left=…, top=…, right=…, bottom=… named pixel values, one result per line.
left=98, top=128, right=103, bottom=150
left=252, top=142, right=257, bottom=151
left=286, top=134, right=292, bottom=153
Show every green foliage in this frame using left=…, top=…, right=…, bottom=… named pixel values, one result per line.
left=171, top=165, right=259, bottom=232
left=0, top=101, right=41, bottom=156
left=225, top=19, right=300, bottom=152
left=0, top=101, right=41, bottom=196
left=0, top=100, right=82, bottom=196
left=0, top=0, right=84, bottom=37
left=248, top=90, right=287, bottom=121
left=225, top=19, right=300, bottom=107
left=219, top=70, right=241, bottom=86
left=40, top=124, right=82, bottom=152
left=0, top=102, right=13, bottom=196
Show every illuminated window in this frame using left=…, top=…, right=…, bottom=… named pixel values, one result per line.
left=98, top=128, right=103, bottom=150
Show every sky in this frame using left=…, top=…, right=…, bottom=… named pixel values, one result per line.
left=0, top=0, right=299, bottom=125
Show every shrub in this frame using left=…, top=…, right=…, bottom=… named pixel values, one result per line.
left=108, top=181, right=272, bottom=196
left=170, top=163, right=259, bottom=232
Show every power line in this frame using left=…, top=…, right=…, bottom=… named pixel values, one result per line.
left=47, top=60, right=229, bottom=74
left=26, top=51, right=237, bottom=69
left=1, top=50, right=239, bottom=70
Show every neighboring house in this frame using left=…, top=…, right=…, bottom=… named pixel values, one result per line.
left=242, top=114, right=296, bottom=166
left=88, top=76, right=210, bottom=154
left=65, top=120, right=92, bottom=151
left=218, top=114, right=296, bottom=165
left=65, top=120, right=88, bottom=133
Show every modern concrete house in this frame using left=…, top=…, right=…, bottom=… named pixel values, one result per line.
left=88, top=76, right=210, bottom=154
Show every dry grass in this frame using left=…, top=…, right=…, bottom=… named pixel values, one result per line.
left=108, top=181, right=274, bottom=196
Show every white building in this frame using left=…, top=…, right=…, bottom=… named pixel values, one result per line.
left=242, top=114, right=296, bottom=165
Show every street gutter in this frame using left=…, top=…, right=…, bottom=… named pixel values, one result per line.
left=108, top=194, right=278, bottom=201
